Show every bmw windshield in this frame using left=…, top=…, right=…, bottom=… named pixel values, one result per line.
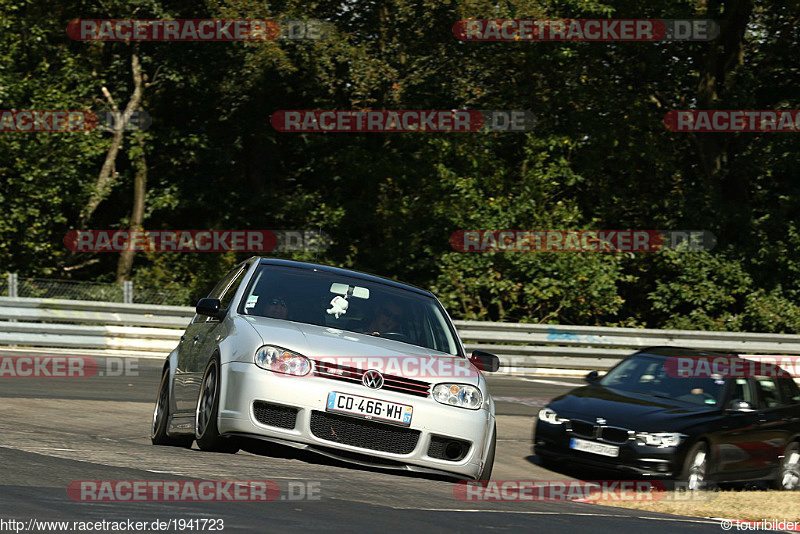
left=599, top=354, right=726, bottom=406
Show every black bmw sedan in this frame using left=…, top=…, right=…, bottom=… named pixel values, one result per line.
left=534, top=347, right=800, bottom=490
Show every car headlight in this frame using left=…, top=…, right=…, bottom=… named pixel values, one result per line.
left=254, top=345, right=310, bottom=376
left=538, top=407, right=567, bottom=425
left=432, top=384, right=482, bottom=410
left=635, top=432, right=686, bottom=448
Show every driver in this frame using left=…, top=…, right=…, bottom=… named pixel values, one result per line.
left=365, top=301, right=404, bottom=336
left=263, top=296, right=289, bottom=320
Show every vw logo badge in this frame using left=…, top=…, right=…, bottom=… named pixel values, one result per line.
left=362, top=369, right=384, bottom=389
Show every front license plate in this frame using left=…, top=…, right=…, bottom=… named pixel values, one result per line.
left=326, top=392, right=413, bottom=426
left=569, top=438, right=619, bottom=457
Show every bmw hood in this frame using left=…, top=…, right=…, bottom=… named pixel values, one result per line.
left=546, top=385, right=720, bottom=431
left=241, top=316, right=480, bottom=385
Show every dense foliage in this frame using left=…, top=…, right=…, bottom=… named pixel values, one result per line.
left=1, top=0, right=798, bottom=330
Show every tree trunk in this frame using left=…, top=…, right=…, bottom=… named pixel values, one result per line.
left=116, top=134, right=147, bottom=283
left=79, top=52, right=144, bottom=227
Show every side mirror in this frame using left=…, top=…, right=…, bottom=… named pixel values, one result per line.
left=196, top=298, right=224, bottom=319
left=726, top=400, right=755, bottom=412
left=470, top=350, right=500, bottom=373
left=585, top=370, right=600, bottom=384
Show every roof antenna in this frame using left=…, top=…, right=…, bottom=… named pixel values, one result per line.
left=314, top=224, right=322, bottom=264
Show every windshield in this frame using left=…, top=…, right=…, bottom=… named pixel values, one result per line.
left=239, top=265, right=459, bottom=355
left=599, top=354, right=726, bottom=406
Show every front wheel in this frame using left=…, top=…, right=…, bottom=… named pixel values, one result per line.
left=477, top=423, right=496, bottom=481
left=679, top=442, right=709, bottom=490
left=771, top=442, right=800, bottom=490
left=151, top=368, right=194, bottom=448
left=195, top=356, right=239, bottom=453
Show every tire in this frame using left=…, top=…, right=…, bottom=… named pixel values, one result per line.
left=477, top=423, right=496, bottom=481
left=195, top=355, right=239, bottom=453
left=151, top=367, right=194, bottom=448
left=771, top=441, right=800, bottom=491
left=679, top=441, right=709, bottom=490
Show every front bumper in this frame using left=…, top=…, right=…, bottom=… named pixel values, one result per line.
left=534, top=420, right=683, bottom=477
left=217, top=361, right=494, bottom=479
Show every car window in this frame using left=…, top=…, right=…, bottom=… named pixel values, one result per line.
left=730, top=378, right=757, bottom=406
left=754, top=377, right=782, bottom=408
left=776, top=377, right=800, bottom=406
left=219, top=267, right=248, bottom=309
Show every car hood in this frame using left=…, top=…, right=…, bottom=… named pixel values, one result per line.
left=241, top=316, right=479, bottom=385
left=547, top=385, right=720, bottom=431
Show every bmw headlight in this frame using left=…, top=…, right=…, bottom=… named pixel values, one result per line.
left=635, top=432, right=686, bottom=448
left=432, top=384, right=482, bottom=410
left=538, top=407, right=567, bottom=425
left=254, top=345, right=311, bottom=376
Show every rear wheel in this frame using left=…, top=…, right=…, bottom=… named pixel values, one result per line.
left=771, top=442, right=800, bottom=490
left=151, top=367, right=194, bottom=448
left=477, top=423, right=496, bottom=481
left=195, top=356, right=239, bottom=453
left=679, top=442, right=708, bottom=490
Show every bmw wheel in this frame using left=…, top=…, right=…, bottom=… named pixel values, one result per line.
left=680, top=442, right=708, bottom=490
left=772, top=442, right=800, bottom=491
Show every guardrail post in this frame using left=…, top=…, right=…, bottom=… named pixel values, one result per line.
left=8, top=273, right=18, bottom=298
left=123, top=281, right=133, bottom=304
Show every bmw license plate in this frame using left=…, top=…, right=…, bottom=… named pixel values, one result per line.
left=326, top=392, right=412, bottom=426
left=569, top=437, right=620, bottom=457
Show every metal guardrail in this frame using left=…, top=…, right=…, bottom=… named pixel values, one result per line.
left=2, top=297, right=800, bottom=374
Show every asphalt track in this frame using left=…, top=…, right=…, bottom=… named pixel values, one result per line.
left=0, top=355, right=725, bottom=533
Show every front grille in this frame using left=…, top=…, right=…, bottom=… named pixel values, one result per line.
left=568, top=419, right=596, bottom=438
left=568, top=419, right=633, bottom=444
left=312, top=360, right=430, bottom=397
left=253, top=401, right=298, bottom=429
left=310, top=411, right=420, bottom=454
left=599, top=426, right=633, bottom=444
left=427, top=436, right=471, bottom=462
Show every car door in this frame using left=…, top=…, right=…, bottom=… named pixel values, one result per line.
left=715, top=377, right=773, bottom=479
left=752, top=376, right=800, bottom=474
left=175, top=264, right=249, bottom=413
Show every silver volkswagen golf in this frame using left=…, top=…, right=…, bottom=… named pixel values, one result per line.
left=151, top=257, right=500, bottom=479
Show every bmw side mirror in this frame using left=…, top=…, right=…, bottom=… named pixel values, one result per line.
left=585, top=370, right=599, bottom=383
left=196, top=298, right=224, bottom=319
left=470, top=350, right=500, bottom=372
left=726, top=400, right=755, bottom=412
